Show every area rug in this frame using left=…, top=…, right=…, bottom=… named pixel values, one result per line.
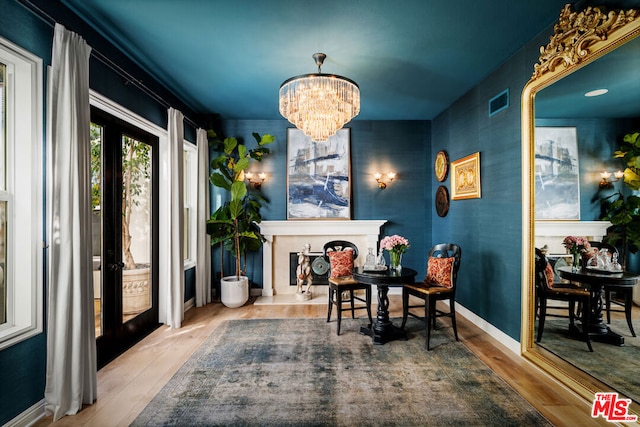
left=132, top=317, right=550, bottom=426
left=537, top=318, right=640, bottom=402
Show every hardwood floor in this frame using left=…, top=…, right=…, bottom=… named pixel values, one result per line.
left=34, top=295, right=611, bottom=426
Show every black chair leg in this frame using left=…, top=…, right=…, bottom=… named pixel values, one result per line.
left=450, top=299, right=459, bottom=342
left=425, top=297, right=432, bottom=351
left=336, top=289, right=343, bottom=335
left=583, top=297, right=593, bottom=352
left=365, top=286, right=373, bottom=324
left=350, top=290, right=356, bottom=319
left=605, top=289, right=612, bottom=324
left=326, top=287, right=334, bottom=322
left=536, top=299, right=547, bottom=343
left=401, top=289, right=409, bottom=329
left=624, top=290, right=636, bottom=337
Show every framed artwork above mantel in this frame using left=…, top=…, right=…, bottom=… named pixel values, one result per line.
left=534, top=127, right=580, bottom=220
left=286, top=128, right=351, bottom=220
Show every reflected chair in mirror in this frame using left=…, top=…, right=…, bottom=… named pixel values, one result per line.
left=535, top=248, right=593, bottom=352
left=588, top=241, right=635, bottom=337
left=324, top=240, right=372, bottom=335
left=401, top=243, right=461, bottom=350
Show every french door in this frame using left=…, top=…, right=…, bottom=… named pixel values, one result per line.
left=91, top=107, right=160, bottom=369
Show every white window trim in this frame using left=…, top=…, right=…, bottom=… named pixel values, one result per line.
left=183, top=140, right=197, bottom=270
left=0, top=36, right=44, bottom=350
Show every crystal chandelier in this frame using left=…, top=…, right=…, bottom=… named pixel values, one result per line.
left=279, top=53, right=360, bottom=142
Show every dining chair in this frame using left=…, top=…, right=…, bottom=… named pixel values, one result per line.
left=535, top=248, right=593, bottom=352
left=324, top=240, right=372, bottom=335
left=401, top=243, right=461, bottom=350
left=588, top=241, right=635, bottom=337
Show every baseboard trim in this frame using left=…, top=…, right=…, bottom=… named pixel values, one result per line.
left=455, top=302, right=521, bottom=355
left=5, top=398, right=45, bottom=427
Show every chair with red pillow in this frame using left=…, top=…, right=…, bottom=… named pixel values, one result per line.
left=535, top=248, right=593, bottom=352
left=401, top=243, right=461, bottom=350
left=324, top=240, right=372, bottom=335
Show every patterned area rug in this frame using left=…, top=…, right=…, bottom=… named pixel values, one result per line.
left=133, top=318, right=550, bottom=426
left=537, top=318, right=640, bottom=402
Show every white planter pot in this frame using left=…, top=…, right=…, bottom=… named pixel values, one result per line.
left=221, top=275, right=249, bottom=308
left=123, top=266, right=151, bottom=315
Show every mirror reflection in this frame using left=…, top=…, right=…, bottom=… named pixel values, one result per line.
left=533, top=34, right=640, bottom=403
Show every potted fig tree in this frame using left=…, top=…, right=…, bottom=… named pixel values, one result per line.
left=91, top=124, right=152, bottom=315
left=206, top=130, right=274, bottom=307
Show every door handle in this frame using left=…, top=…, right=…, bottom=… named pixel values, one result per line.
left=107, top=262, right=125, bottom=271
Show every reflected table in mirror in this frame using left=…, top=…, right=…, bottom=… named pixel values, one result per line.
left=353, top=267, right=417, bottom=345
left=557, top=266, right=640, bottom=346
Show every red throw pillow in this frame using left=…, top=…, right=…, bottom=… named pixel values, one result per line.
left=328, top=250, right=354, bottom=278
left=544, top=262, right=555, bottom=289
left=425, top=257, right=455, bottom=288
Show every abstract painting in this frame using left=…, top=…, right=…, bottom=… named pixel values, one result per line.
left=287, top=128, right=351, bottom=219
left=534, top=127, right=580, bottom=220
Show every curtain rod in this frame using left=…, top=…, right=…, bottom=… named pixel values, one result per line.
left=19, top=0, right=201, bottom=130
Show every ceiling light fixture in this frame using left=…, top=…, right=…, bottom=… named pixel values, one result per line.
left=279, top=53, right=360, bottom=142
left=584, top=88, right=608, bottom=97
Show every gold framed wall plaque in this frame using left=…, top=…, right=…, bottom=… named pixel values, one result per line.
left=434, top=150, right=449, bottom=182
left=451, top=152, right=481, bottom=200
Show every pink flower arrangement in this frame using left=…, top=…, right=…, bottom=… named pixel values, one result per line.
left=380, top=235, right=410, bottom=254
left=563, top=236, right=591, bottom=255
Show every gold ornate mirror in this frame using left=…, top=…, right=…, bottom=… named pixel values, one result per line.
left=522, top=3, right=640, bottom=410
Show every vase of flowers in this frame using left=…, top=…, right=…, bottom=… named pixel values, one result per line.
left=563, top=236, right=591, bottom=271
left=380, top=235, right=409, bottom=271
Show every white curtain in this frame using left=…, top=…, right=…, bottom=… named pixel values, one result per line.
left=44, top=23, right=97, bottom=421
left=195, top=128, right=211, bottom=306
left=159, top=108, right=184, bottom=327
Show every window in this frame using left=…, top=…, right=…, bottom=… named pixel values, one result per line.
left=0, top=36, right=43, bottom=349
left=183, top=141, right=197, bottom=268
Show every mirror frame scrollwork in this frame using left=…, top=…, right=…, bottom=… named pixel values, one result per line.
left=521, top=3, right=640, bottom=407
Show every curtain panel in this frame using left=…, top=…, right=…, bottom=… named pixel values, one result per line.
left=195, top=128, right=211, bottom=306
left=159, top=108, right=185, bottom=327
left=44, top=23, right=97, bottom=422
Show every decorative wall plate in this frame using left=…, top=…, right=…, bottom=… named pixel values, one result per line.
left=435, top=185, right=450, bottom=217
left=434, top=150, right=449, bottom=182
left=311, top=256, right=330, bottom=276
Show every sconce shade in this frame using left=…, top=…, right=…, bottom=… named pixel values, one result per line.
left=279, top=53, right=360, bottom=142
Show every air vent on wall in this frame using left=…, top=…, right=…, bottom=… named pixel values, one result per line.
left=488, top=88, right=509, bottom=117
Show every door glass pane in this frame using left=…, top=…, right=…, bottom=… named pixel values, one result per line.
left=90, top=122, right=103, bottom=338
left=122, top=135, right=152, bottom=323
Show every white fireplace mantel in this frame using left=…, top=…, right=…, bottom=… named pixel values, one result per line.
left=258, top=220, right=387, bottom=296
left=535, top=220, right=612, bottom=255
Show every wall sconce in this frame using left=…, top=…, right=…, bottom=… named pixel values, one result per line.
left=246, top=172, right=267, bottom=189
left=599, top=170, right=623, bottom=189
left=374, top=172, right=396, bottom=189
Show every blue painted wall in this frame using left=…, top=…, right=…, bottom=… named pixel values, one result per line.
left=214, top=120, right=431, bottom=290
left=431, top=27, right=640, bottom=341
left=430, top=27, right=548, bottom=340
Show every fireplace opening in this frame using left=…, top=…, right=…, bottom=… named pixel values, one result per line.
left=289, top=252, right=329, bottom=286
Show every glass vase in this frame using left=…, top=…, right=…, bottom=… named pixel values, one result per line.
left=572, top=252, right=581, bottom=271
left=389, top=251, right=403, bottom=271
